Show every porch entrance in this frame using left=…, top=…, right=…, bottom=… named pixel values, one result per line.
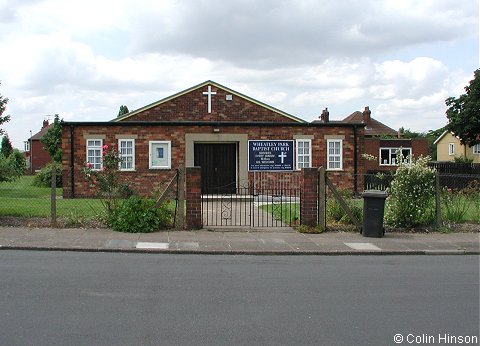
left=194, top=143, right=237, bottom=194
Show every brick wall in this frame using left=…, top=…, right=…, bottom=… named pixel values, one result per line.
left=30, top=140, right=52, bottom=172
left=62, top=123, right=363, bottom=198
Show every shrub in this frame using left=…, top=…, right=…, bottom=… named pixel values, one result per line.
left=32, top=163, right=62, bottom=187
left=0, top=149, right=26, bottom=182
left=327, top=190, right=362, bottom=225
left=107, top=196, right=173, bottom=233
left=385, top=155, right=435, bottom=228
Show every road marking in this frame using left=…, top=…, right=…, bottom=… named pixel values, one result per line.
left=344, top=243, right=381, bottom=251
left=136, top=242, right=169, bottom=249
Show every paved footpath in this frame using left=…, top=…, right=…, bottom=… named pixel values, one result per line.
left=0, top=226, right=478, bottom=255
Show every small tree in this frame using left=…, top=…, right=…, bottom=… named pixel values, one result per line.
left=117, top=105, right=129, bottom=117
left=40, top=114, right=62, bottom=163
left=1, top=134, right=13, bottom=157
left=445, top=69, right=480, bottom=147
left=385, top=154, right=436, bottom=228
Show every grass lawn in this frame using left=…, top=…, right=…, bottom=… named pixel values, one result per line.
left=0, top=176, right=104, bottom=218
left=259, top=203, right=300, bottom=225
left=0, top=176, right=179, bottom=219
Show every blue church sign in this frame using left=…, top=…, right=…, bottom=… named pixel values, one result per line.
left=248, top=140, right=294, bottom=171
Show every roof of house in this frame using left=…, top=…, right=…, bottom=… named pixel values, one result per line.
left=113, top=80, right=307, bottom=123
left=30, top=124, right=52, bottom=141
left=342, top=111, right=397, bottom=137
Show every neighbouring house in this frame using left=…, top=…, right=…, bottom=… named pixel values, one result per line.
left=434, top=131, right=480, bottom=163
left=341, top=106, right=429, bottom=173
left=62, top=80, right=368, bottom=198
left=24, top=120, right=53, bottom=173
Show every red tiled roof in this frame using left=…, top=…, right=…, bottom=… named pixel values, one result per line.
left=342, top=111, right=397, bottom=137
left=30, top=124, right=52, bottom=141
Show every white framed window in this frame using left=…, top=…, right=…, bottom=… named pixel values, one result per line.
left=448, top=143, right=455, bottom=156
left=24, top=141, right=30, bottom=152
left=149, top=141, right=171, bottom=169
left=296, top=139, right=311, bottom=170
left=327, top=139, right=342, bottom=170
left=379, top=148, right=411, bottom=166
left=473, top=144, right=480, bottom=155
left=118, top=139, right=135, bottom=171
left=86, top=139, right=103, bottom=170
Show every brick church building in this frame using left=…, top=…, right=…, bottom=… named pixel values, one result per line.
left=62, top=81, right=367, bottom=198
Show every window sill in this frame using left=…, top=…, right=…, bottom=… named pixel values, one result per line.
left=149, top=167, right=172, bottom=170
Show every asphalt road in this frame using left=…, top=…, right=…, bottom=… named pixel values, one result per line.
left=0, top=251, right=478, bottom=346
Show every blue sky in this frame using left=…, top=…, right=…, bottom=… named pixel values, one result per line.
left=0, top=0, right=478, bottom=149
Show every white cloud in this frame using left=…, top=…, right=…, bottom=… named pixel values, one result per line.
left=0, top=0, right=477, bottom=148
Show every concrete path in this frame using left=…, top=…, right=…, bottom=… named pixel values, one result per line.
left=0, top=226, right=478, bottom=255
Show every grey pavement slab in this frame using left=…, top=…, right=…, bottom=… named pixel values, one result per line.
left=0, top=226, right=478, bottom=255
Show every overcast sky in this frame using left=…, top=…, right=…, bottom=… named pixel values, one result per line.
left=0, top=0, right=478, bottom=148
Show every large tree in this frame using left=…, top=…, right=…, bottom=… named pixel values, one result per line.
left=0, top=82, right=10, bottom=135
left=117, top=105, right=129, bottom=117
left=41, top=114, right=63, bottom=163
left=445, top=69, right=480, bottom=147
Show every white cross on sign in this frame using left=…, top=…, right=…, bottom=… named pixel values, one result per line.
left=278, top=152, right=287, bottom=164
left=202, top=85, right=217, bottom=113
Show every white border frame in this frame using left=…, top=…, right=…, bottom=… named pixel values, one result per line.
left=86, top=138, right=103, bottom=171
left=295, top=138, right=312, bottom=170
left=327, top=139, right=343, bottom=171
left=118, top=138, right=136, bottom=171
left=149, top=141, right=171, bottom=169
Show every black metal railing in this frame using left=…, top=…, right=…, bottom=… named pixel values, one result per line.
left=201, top=183, right=300, bottom=228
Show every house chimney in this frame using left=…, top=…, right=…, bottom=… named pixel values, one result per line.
left=42, top=119, right=49, bottom=128
left=362, top=106, right=371, bottom=125
left=320, top=108, right=329, bottom=123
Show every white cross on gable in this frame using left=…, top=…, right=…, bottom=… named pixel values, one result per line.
left=202, top=85, right=217, bottom=114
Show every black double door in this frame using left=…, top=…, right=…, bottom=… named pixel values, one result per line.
left=194, top=143, right=237, bottom=194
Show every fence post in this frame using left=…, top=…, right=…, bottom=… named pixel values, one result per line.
left=435, top=171, right=442, bottom=230
left=317, top=167, right=326, bottom=230
left=51, top=163, right=57, bottom=227
left=176, top=168, right=185, bottom=230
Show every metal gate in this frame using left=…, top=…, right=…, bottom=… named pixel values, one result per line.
left=201, top=180, right=300, bottom=228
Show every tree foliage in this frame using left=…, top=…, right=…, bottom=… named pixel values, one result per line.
left=40, top=114, right=63, bottom=163
left=1, top=134, right=13, bottom=157
left=445, top=69, right=480, bottom=147
left=0, top=149, right=26, bottom=182
left=0, top=82, right=10, bottom=136
left=118, top=105, right=129, bottom=117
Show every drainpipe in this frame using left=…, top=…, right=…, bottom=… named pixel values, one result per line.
left=70, top=125, right=75, bottom=197
left=353, top=125, right=358, bottom=195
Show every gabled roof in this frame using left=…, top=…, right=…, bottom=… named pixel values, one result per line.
left=342, top=111, right=397, bottom=137
left=433, top=130, right=450, bottom=145
left=30, top=124, right=52, bottom=141
left=113, top=80, right=306, bottom=123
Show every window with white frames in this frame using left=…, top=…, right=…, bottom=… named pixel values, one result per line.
left=327, top=139, right=342, bottom=170
left=24, top=141, right=30, bottom=152
left=379, top=148, right=411, bottom=166
left=149, top=141, right=171, bottom=169
left=118, top=139, right=135, bottom=170
left=86, top=139, right=103, bottom=170
left=296, top=139, right=311, bottom=170
left=473, top=144, right=480, bottom=155
left=448, top=143, right=455, bottom=156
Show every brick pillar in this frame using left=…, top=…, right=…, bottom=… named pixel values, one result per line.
left=301, top=167, right=318, bottom=227
left=186, top=167, right=202, bottom=230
